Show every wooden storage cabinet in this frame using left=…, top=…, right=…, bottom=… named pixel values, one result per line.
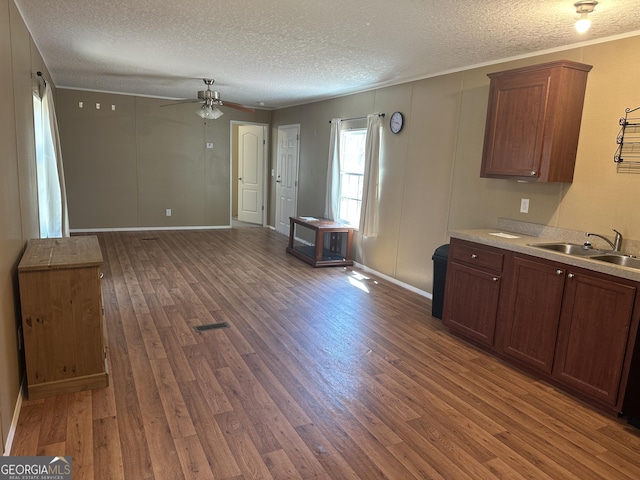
left=553, top=269, right=636, bottom=406
left=444, top=240, right=640, bottom=413
left=499, top=255, right=566, bottom=374
left=442, top=239, right=504, bottom=346
left=286, top=217, right=354, bottom=267
left=18, top=236, right=108, bottom=399
left=500, top=254, right=636, bottom=406
left=480, top=60, right=592, bottom=183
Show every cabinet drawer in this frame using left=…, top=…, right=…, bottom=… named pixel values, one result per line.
left=450, top=239, right=504, bottom=272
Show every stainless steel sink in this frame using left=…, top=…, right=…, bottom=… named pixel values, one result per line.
left=528, top=242, right=601, bottom=256
left=590, top=254, right=640, bottom=269
left=528, top=243, right=640, bottom=270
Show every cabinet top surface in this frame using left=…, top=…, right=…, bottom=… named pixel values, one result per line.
left=290, top=217, right=354, bottom=230
left=487, top=59, right=593, bottom=79
left=19, top=235, right=103, bottom=271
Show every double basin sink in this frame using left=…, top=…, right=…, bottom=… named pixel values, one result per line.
left=528, top=242, right=640, bottom=270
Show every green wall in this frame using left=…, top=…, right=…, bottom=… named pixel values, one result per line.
left=57, top=90, right=271, bottom=229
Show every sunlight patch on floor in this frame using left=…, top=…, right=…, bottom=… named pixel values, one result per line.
left=347, top=271, right=375, bottom=293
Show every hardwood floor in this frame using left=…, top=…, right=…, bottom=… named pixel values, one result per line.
left=10, top=228, right=640, bottom=479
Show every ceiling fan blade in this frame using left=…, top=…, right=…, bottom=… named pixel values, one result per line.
left=222, top=101, right=255, bottom=113
left=160, top=99, right=202, bottom=107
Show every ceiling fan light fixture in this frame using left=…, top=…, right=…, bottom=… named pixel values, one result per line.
left=196, top=103, right=224, bottom=120
left=574, top=0, right=597, bottom=33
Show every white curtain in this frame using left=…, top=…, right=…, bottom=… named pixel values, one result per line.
left=359, top=114, right=382, bottom=237
left=324, top=118, right=342, bottom=220
left=35, top=83, right=69, bottom=238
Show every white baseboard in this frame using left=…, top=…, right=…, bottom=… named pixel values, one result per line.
left=286, top=237, right=432, bottom=299
left=354, top=262, right=432, bottom=299
left=3, top=386, right=23, bottom=456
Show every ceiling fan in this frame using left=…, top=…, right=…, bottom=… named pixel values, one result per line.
left=163, top=79, right=254, bottom=119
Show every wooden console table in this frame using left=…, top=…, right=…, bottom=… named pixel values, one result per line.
left=286, top=217, right=354, bottom=267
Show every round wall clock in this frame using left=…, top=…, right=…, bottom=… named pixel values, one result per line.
left=390, top=111, right=404, bottom=134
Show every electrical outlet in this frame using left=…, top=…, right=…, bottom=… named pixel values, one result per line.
left=166, top=208, right=172, bottom=217
left=520, top=198, right=530, bottom=214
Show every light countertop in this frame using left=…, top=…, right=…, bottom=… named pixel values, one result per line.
left=450, top=228, right=640, bottom=283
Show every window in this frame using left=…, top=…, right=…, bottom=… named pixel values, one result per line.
left=326, top=115, right=381, bottom=235
left=338, top=128, right=366, bottom=226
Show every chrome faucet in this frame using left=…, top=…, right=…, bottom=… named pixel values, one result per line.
left=585, top=229, right=623, bottom=252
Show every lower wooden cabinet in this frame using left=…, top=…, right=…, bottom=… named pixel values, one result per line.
left=18, top=236, right=109, bottom=399
left=553, top=271, right=636, bottom=406
left=443, top=240, right=503, bottom=346
left=443, top=238, right=640, bottom=413
left=500, top=255, right=565, bottom=374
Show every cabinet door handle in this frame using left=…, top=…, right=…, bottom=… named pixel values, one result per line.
left=568, top=273, right=575, bottom=279
left=530, top=171, right=537, bottom=176
left=556, top=269, right=563, bottom=275
left=471, top=254, right=478, bottom=259
left=492, top=277, right=498, bottom=282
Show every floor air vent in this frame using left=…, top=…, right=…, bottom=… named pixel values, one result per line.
left=194, top=322, right=229, bottom=331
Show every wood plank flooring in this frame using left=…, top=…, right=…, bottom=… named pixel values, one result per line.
left=10, top=228, right=640, bottom=479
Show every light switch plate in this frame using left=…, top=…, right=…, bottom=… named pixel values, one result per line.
left=520, top=198, right=530, bottom=213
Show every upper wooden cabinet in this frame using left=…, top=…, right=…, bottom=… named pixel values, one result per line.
left=480, top=60, right=592, bottom=182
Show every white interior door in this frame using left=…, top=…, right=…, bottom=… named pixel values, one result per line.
left=237, top=125, right=264, bottom=224
left=275, top=125, right=300, bottom=235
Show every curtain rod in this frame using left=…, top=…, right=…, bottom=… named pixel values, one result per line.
left=329, top=113, right=385, bottom=123
left=36, top=71, right=47, bottom=87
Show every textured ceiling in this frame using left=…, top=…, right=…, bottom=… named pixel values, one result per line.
left=13, top=0, right=640, bottom=109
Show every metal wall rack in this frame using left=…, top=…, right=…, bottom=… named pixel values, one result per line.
left=614, top=106, right=640, bottom=172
